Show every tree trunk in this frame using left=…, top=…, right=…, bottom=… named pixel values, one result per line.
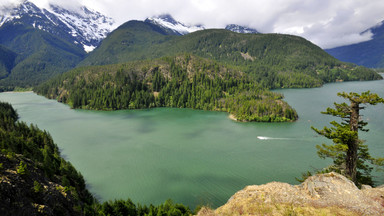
left=346, top=101, right=359, bottom=183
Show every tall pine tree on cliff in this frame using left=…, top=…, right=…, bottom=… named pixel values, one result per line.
left=312, top=91, right=384, bottom=185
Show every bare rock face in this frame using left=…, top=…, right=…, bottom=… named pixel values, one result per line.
left=300, top=173, right=383, bottom=215
left=198, top=172, right=384, bottom=216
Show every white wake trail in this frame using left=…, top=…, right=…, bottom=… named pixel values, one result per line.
left=257, top=136, right=290, bottom=140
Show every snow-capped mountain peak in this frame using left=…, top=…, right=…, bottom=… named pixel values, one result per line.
left=47, top=4, right=115, bottom=52
left=0, top=0, right=115, bottom=52
left=144, top=14, right=261, bottom=36
left=225, top=24, right=259, bottom=34
left=145, top=14, right=204, bottom=35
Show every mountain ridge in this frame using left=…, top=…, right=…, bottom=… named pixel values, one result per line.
left=144, top=14, right=260, bottom=35
left=80, top=20, right=382, bottom=89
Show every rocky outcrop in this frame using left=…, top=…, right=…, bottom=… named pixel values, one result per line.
left=0, top=154, right=81, bottom=216
left=198, top=172, right=384, bottom=216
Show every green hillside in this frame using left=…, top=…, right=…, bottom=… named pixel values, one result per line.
left=80, top=21, right=382, bottom=89
left=36, top=54, right=298, bottom=122
left=0, top=23, right=86, bottom=91
left=80, top=20, right=175, bottom=65
left=0, top=45, right=17, bottom=79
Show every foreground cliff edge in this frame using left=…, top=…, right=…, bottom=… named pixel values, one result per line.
left=197, top=172, right=384, bottom=216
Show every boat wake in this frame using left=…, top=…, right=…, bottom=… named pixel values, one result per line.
left=257, top=136, right=289, bottom=140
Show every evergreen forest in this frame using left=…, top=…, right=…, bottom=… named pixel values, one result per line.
left=36, top=55, right=298, bottom=122
left=80, top=21, right=382, bottom=89
left=0, top=23, right=86, bottom=91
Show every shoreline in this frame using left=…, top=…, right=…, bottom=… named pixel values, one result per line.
left=228, top=114, right=237, bottom=121
left=3, top=91, right=296, bottom=123
left=1, top=91, right=33, bottom=93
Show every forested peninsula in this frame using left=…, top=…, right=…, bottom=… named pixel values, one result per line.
left=36, top=55, right=298, bottom=122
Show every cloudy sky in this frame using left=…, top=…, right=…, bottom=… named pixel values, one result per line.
left=1, top=0, right=384, bottom=49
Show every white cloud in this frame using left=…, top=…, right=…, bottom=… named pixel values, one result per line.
left=0, top=0, right=21, bottom=8
left=1, top=0, right=384, bottom=48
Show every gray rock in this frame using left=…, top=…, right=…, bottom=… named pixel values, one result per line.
left=361, top=184, right=373, bottom=190
left=208, top=172, right=384, bottom=216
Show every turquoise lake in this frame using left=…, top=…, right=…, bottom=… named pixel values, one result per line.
left=0, top=78, right=383, bottom=208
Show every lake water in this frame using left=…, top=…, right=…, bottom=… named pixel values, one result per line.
left=0, top=78, right=383, bottom=208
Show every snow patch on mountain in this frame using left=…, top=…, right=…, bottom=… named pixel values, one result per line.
left=145, top=14, right=204, bottom=35
left=47, top=5, right=114, bottom=52
left=225, top=24, right=259, bottom=34
left=83, top=45, right=96, bottom=53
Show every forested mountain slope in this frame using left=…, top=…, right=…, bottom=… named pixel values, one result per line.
left=36, top=54, right=298, bottom=122
left=80, top=20, right=382, bottom=89
left=0, top=23, right=86, bottom=91
left=0, top=0, right=118, bottom=91
left=0, top=45, right=17, bottom=79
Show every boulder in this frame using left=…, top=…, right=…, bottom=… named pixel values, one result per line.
left=198, top=172, right=384, bottom=216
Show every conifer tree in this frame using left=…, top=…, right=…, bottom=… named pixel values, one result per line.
left=312, top=91, right=384, bottom=185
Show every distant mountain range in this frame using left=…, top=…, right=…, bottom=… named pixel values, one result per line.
left=326, top=21, right=384, bottom=68
left=0, top=1, right=381, bottom=91
left=0, top=1, right=265, bottom=91
left=144, top=14, right=260, bottom=35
